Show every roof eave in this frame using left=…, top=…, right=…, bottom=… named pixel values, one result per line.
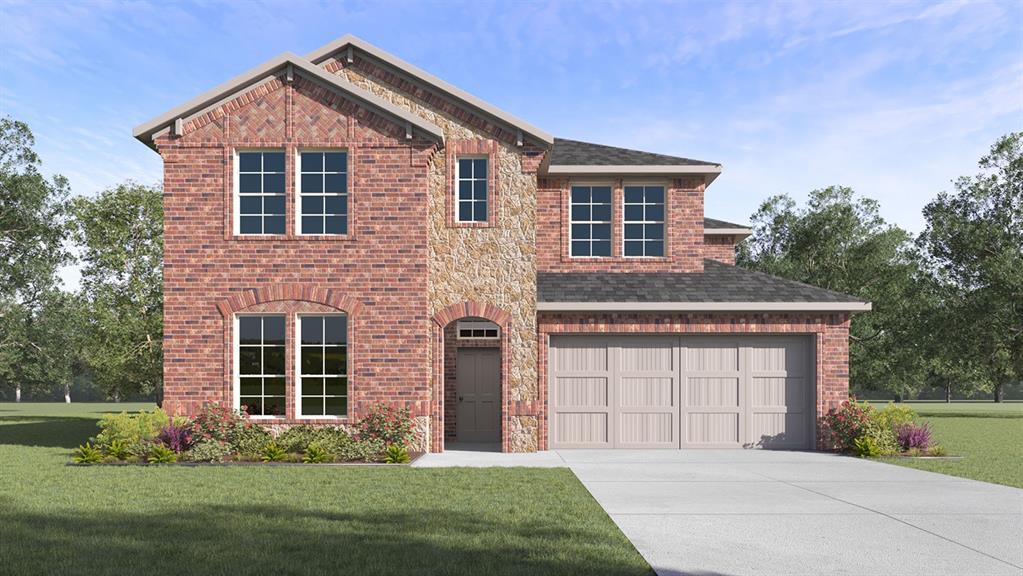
left=704, top=227, right=753, bottom=237
left=536, top=302, right=872, bottom=312
left=545, top=164, right=722, bottom=185
left=132, top=51, right=445, bottom=150
left=305, top=35, right=555, bottom=146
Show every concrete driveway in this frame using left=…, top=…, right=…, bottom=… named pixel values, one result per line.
left=560, top=450, right=1023, bottom=576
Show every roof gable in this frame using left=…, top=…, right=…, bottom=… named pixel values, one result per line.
left=133, top=52, right=444, bottom=148
left=305, top=34, right=553, bottom=146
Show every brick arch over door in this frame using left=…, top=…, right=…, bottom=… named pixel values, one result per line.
left=431, top=301, right=512, bottom=452
left=213, top=285, right=360, bottom=423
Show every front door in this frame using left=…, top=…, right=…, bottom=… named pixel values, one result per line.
left=455, top=348, right=501, bottom=443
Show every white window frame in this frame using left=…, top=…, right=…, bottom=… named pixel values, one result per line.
left=234, top=149, right=287, bottom=236
left=622, top=182, right=667, bottom=258
left=454, top=155, right=489, bottom=223
left=568, top=182, right=614, bottom=258
left=233, top=313, right=286, bottom=420
left=456, top=320, right=500, bottom=340
left=295, top=149, right=349, bottom=236
left=295, top=313, right=349, bottom=420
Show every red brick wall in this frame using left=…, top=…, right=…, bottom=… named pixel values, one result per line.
left=704, top=235, right=738, bottom=264
left=536, top=177, right=705, bottom=273
left=536, top=312, right=851, bottom=450
left=158, top=71, right=436, bottom=424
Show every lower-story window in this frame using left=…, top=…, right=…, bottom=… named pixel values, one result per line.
left=298, top=315, right=348, bottom=417
left=237, top=315, right=286, bottom=417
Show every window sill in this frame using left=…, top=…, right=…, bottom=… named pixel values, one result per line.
left=450, top=221, right=495, bottom=229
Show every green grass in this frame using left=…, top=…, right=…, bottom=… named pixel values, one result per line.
left=869, top=401, right=1023, bottom=488
left=0, top=402, right=652, bottom=576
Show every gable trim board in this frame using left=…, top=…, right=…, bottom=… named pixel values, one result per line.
left=132, top=52, right=445, bottom=147
left=304, top=34, right=554, bottom=146
left=537, top=302, right=871, bottom=312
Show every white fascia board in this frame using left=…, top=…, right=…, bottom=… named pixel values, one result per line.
left=704, top=228, right=753, bottom=236
left=547, top=164, right=722, bottom=185
left=536, top=302, right=872, bottom=312
left=305, top=34, right=554, bottom=145
left=132, top=51, right=444, bottom=146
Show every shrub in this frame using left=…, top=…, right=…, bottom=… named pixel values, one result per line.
left=191, top=402, right=250, bottom=446
left=157, top=424, right=194, bottom=453
left=261, top=442, right=287, bottom=462
left=897, top=422, right=932, bottom=451
left=233, top=424, right=273, bottom=457
left=926, top=445, right=947, bottom=457
left=823, top=397, right=874, bottom=451
left=383, top=444, right=410, bottom=464
left=276, top=425, right=323, bottom=453
left=72, top=442, right=103, bottom=464
left=357, top=405, right=417, bottom=447
left=877, top=403, right=917, bottom=431
left=94, top=408, right=170, bottom=452
left=186, top=439, right=232, bottom=463
left=146, top=444, right=178, bottom=464
left=303, top=443, right=331, bottom=463
left=104, top=440, right=131, bottom=460
left=339, top=437, right=386, bottom=462
left=856, top=418, right=898, bottom=457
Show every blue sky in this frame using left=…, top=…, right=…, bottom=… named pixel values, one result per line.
left=1, top=0, right=1021, bottom=287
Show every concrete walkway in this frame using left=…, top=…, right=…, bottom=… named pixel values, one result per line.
left=415, top=448, right=1023, bottom=576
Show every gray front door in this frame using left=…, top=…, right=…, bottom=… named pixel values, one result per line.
left=455, top=348, right=501, bottom=442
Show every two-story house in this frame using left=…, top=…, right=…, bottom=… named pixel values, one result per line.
left=134, top=35, right=869, bottom=453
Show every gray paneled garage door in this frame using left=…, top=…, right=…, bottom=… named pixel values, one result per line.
left=550, top=335, right=814, bottom=449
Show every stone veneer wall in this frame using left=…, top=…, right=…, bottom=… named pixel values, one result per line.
left=323, top=55, right=542, bottom=452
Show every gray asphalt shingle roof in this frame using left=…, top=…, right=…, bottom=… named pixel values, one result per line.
left=537, top=260, right=866, bottom=304
left=704, top=217, right=751, bottom=230
left=550, top=138, right=720, bottom=167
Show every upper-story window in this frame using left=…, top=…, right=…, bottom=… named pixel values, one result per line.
left=623, top=185, right=665, bottom=257
left=237, top=151, right=285, bottom=235
left=456, top=157, right=488, bottom=223
left=298, top=151, right=348, bottom=235
left=570, top=185, right=612, bottom=257
left=237, top=315, right=286, bottom=417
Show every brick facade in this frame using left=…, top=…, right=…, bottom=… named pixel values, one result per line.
left=704, top=235, right=738, bottom=265
left=536, top=312, right=851, bottom=450
left=150, top=39, right=860, bottom=453
left=537, top=176, right=706, bottom=273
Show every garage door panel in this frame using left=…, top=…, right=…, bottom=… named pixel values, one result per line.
left=686, top=344, right=740, bottom=371
left=751, top=413, right=810, bottom=448
left=752, top=376, right=806, bottom=410
left=686, top=413, right=740, bottom=445
left=619, top=376, right=673, bottom=407
left=619, top=341, right=674, bottom=372
left=557, top=413, right=608, bottom=446
left=686, top=377, right=740, bottom=407
left=555, top=377, right=608, bottom=408
left=554, top=339, right=608, bottom=371
left=751, top=340, right=808, bottom=375
left=620, top=412, right=674, bottom=445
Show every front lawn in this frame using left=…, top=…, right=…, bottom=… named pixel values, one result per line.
left=0, top=402, right=652, bottom=576
left=869, top=401, right=1023, bottom=488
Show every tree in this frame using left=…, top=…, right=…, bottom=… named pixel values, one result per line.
left=737, top=186, right=933, bottom=398
left=72, top=182, right=164, bottom=401
left=917, top=133, right=1023, bottom=402
left=0, top=118, right=72, bottom=401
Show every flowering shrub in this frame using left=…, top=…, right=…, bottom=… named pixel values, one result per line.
left=897, top=422, right=932, bottom=451
left=186, top=439, right=233, bottom=463
left=157, top=424, right=194, bottom=453
left=823, top=397, right=875, bottom=451
left=357, top=405, right=417, bottom=447
left=190, top=403, right=250, bottom=446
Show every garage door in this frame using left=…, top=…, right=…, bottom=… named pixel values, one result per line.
left=550, top=335, right=814, bottom=449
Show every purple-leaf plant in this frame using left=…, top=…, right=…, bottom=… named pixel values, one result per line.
left=897, top=423, right=932, bottom=451
left=157, top=424, right=194, bottom=453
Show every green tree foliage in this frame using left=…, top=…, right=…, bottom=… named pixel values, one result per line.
left=0, top=118, right=74, bottom=401
left=737, top=186, right=933, bottom=397
left=917, top=133, right=1023, bottom=402
left=72, top=183, right=164, bottom=401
